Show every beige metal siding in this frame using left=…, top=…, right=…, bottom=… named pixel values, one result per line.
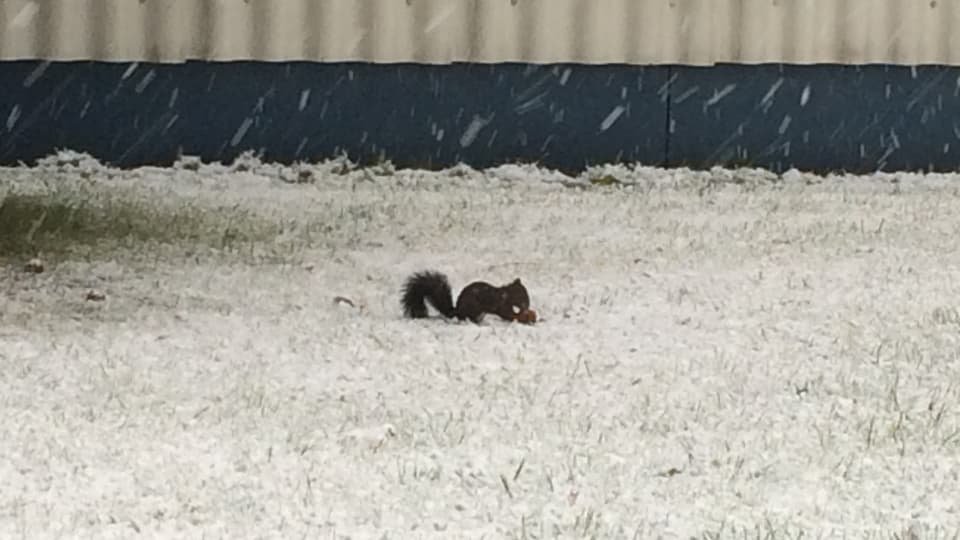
left=1, top=0, right=958, bottom=65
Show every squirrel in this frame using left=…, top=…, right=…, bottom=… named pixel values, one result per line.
left=401, top=270, right=532, bottom=323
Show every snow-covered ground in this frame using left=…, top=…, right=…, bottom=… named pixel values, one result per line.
left=2, top=153, right=960, bottom=539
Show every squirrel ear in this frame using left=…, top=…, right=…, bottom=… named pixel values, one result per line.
left=512, top=278, right=522, bottom=285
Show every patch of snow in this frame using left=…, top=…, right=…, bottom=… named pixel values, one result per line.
left=2, top=155, right=960, bottom=538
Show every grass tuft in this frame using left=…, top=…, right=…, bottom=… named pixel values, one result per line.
left=0, top=186, right=285, bottom=261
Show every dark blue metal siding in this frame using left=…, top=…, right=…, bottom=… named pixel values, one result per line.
left=1, top=60, right=958, bottom=173
left=668, top=64, right=960, bottom=173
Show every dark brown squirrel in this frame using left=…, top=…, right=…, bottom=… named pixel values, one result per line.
left=401, top=270, right=531, bottom=323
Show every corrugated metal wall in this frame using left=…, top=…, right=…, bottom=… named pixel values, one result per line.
left=1, top=0, right=959, bottom=66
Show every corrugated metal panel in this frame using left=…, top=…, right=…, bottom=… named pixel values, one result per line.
left=2, top=0, right=959, bottom=66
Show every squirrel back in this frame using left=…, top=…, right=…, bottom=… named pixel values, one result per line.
left=401, top=270, right=530, bottom=323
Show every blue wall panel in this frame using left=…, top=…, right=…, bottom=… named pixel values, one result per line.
left=668, top=64, right=960, bottom=173
left=0, top=61, right=667, bottom=172
left=1, top=60, right=958, bottom=173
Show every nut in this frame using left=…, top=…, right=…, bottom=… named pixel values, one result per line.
left=515, top=308, right=537, bottom=324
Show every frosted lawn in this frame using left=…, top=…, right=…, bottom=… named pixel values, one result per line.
left=2, top=154, right=960, bottom=539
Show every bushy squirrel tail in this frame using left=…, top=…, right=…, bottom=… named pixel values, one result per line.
left=401, top=271, right=457, bottom=319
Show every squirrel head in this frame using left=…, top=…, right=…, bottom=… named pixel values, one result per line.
left=501, top=278, right=530, bottom=315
